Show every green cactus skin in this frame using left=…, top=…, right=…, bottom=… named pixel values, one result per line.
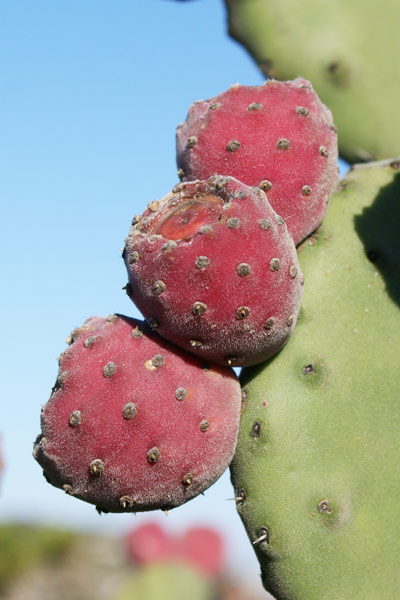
left=114, top=562, right=214, bottom=600
left=224, top=0, right=400, bottom=163
left=230, top=159, right=400, bottom=600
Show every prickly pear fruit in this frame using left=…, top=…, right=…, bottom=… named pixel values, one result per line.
left=124, top=177, right=303, bottom=367
left=176, top=526, right=225, bottom=578
left=126, top=523, right=174, bottom=566
left=224, top=0, right=400, bottom=163
left=230, top=159, right=400, bottom=599
left=176, top=79, right=338, bottom=245
left=33, top=314, right=242, bottom=513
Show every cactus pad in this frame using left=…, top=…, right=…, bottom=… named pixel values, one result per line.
left=230, top=159, right=400, bottom=599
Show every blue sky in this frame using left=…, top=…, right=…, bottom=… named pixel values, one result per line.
left=0, top=0, right=348, bottom=581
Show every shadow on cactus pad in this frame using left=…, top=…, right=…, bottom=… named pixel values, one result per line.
left=354, top=167, right=400, bottom=307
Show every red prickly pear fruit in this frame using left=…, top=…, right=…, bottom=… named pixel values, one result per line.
left=176, top=78, right=338, bottom=245
left=124, top=176, right=304, bottom=367
left=176, top=526, right=225, bottom=578
left=33, top=314, right=242, bottom=513
left=125, top=522, right=174, bottom=566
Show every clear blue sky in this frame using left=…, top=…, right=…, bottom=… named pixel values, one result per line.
left=0, top=0, right=348, bottom=582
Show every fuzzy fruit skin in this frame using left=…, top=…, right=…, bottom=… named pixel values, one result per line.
left=176, top=79, right=338, bottom=245
left=124, top=177, right=304, bottom=367
left=230, top=160, right=400, bottom=599
left=33, top=314, right=242, bottom=513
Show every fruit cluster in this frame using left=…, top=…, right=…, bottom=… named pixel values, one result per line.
left=33, top=78, right=338, bottom=514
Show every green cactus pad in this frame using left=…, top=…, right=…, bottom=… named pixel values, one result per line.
left=225, top=0, right=400, bottom=163
left=230, top=159, right=400, bottom=600
left=114, top=562, right=214, bottom=600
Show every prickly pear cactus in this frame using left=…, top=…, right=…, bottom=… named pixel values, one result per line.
left=114, top=562, right=214, bottom=600
left=230, top=159, right=400, bottom=599
left=224, top=0, right=400, bottom=163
